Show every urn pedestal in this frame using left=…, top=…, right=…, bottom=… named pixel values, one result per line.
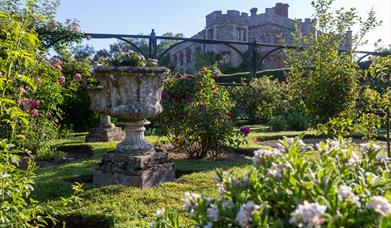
left=85, top=113, right=125, bottom=142
left=88, top=66, right=175, bottom=188
left=93, top=149, right=175, bottom=187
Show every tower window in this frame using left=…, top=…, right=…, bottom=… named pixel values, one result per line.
left=237, top=28, right=247, bottom=41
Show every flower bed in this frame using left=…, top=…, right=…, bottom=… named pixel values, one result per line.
left=156, top=136, right=391, bottom=227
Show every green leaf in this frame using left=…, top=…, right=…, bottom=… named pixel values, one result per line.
left=20, top=75, right=37, bottom=91
left=289, top=175, right=297, bottom=186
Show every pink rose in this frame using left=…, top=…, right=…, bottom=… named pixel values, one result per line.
left=58, top=76, right=66, bottom=85
left=71, top=27, right=78, bottom=33
left=30, top=109, right=39, bottom=117
left=29, top=99, right=40, bottom=107
left=74, top=73, right=82, bottom=80
left=54, top=58, right=62, bottom=65
left=55, top=64, right=62, bottom=71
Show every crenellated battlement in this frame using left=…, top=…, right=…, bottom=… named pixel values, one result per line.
left=206, top=10, right=249, bottom=27
left=206, top=2, right=313, bottom=30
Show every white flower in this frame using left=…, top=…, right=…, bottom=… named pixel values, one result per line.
left=253, top=148, right=281, bottom=165
left=155, top=208, right=165, bottom=218
left=214, top=171, right=229, bottom=183
left=361, top=142, right=381, bottom=153
left=183, top=192, right=201, bottom=210
left=277, top=138, right=309, bottom=152
left=316, top=138, right=346, bottom=154
left=267, top=163, right=288, bottom=179
left=217, top=183, right=226, bottom=195
left=222, top=200, right=233, bottom=208
left=337, top=185, right=361, bottom=207
left=366, top=196, right=391, bottom=216
left=289, top=201, right=327, bottom=228
left=376, top=155, right=391, bottom=164
left=235, top=201, right=261, bottom=227
left=346, top=151, right=359, bottom=165
left=207, top=204, right=219, bottom=221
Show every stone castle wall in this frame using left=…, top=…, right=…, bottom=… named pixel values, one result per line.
left=170, top=2, right=315, bottom=73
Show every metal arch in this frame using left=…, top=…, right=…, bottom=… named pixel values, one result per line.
left=157, top=40, right=187, bottom=60
left=116, top=37, right=147, bottom=58
left=357, top=53, right=371, bottom=63
left=158, top=40, right=251, bottom=68
left=257, top=47, right=283, bottom=68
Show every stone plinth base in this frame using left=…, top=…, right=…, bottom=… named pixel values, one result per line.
left=86, top=127, right=125, bottom=142
left=93, top=149, right=175, bottom=187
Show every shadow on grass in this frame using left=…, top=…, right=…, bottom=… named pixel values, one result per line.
left=51, top=214, right=114, bottom=228
left=33, top=146, right=249, bottom=202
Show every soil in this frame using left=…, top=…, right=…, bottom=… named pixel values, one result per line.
left=158, top=142, right=247, bottom=161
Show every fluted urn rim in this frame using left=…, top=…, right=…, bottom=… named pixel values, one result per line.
left=94, top=66, right=170, bottom=74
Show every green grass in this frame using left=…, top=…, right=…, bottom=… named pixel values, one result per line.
left=33, top=134, right=252, bottom=227
left=33, top=127, right=387, bottom=227
left=30, top=127, right=319, bottom=227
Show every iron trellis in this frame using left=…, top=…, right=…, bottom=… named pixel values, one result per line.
left=84, top=29, right=391, bottom=77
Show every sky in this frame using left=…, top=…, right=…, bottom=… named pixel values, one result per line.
left=56, top=0, right=391, bottom=52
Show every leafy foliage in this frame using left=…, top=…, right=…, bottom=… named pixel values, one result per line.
left=286, top=0, right=380, bottom=136
left=0, top=0, right=85, bottom=225
left=155, top=68, right=247, bottom=158
left=155, top=137, right=391, bottom=227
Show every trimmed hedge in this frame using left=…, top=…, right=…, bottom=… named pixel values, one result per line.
left=215, top=68, right=291, bottom=83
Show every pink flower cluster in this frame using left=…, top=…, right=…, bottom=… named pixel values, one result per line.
left=25, top=109, right=39, bottom=117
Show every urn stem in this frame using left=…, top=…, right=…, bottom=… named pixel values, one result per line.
left=116, top=120, right=153, bottom=153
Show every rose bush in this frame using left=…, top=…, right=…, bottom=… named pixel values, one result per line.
left=155, top=136, right=391, bottom=227
left=0, top=0, right=85, bottom=225
left=155, top=68, right=247, bottom=158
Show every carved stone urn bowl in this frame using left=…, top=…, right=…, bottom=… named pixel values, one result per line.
left=88, top=66, right=175, bottom=187
left=90, top=66, right=167, bottom=152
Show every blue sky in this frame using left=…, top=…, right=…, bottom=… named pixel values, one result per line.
left=56, top=0, right=391, bottom=51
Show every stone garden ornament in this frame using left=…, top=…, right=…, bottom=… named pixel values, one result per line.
left=87, top=54, right=175, bottom=187
left=85, top=113, right=125, bottom=142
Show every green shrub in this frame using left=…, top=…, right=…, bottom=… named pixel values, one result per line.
left=234, top=76, right=288, bottom=123
left=286, top=111, right=311, bottom=131
left=155, top=68, right=247, bottom=158
left=0, top=0, right=85, bottom=225
left=22, top=119, right=64, bottom=160
left=286, top=0, right=380, bottom=135
left=268, top=115, right=288, bottom=131
left=155, top=137, right=391, bottom=227
left=57, top=51, right=99, bottom=132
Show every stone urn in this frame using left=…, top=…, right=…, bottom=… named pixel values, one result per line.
left=88, top=66, right=175, bottom=187
left=85, top=112, right=125, bottom=142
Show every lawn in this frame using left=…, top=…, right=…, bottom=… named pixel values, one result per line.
left=32, top=128, right=388, bottom=227
left=34, top=133, right=254, bottom=227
